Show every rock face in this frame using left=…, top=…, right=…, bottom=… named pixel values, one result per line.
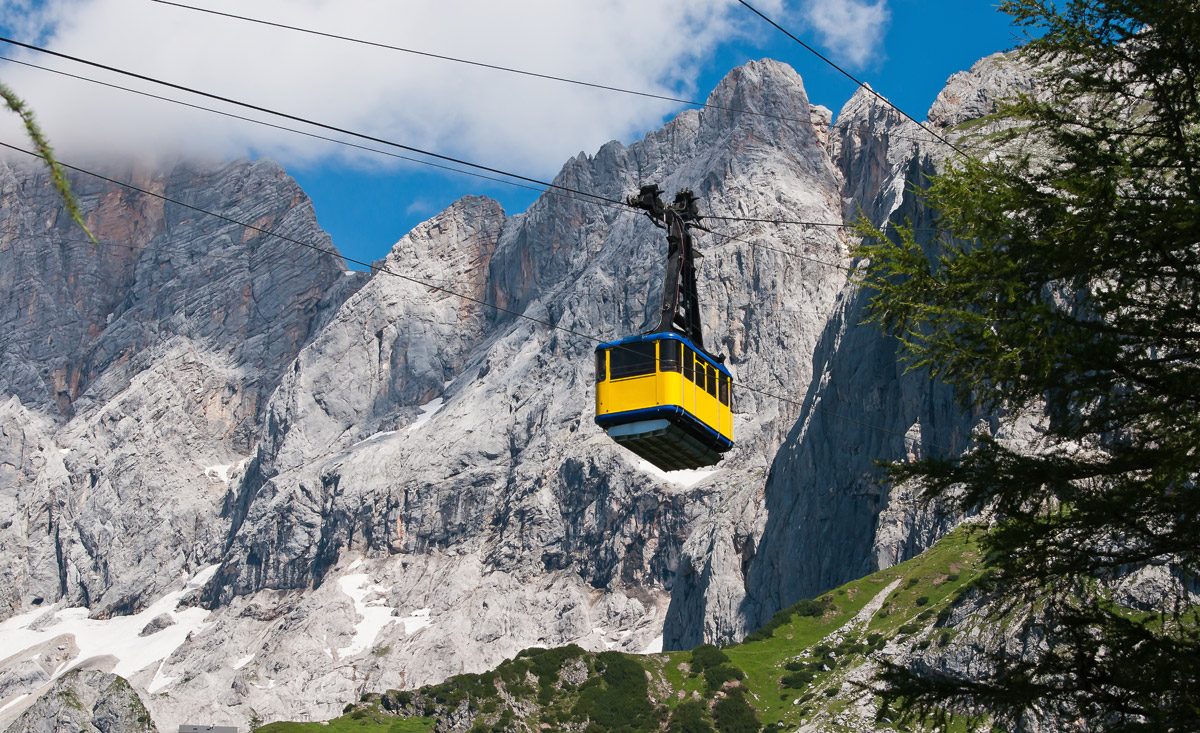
left=0, top=157, right=360, bottom=622
left=0, top=55, right=1040, bottom=728
left=0, top=158, right=360, bottom=726
left=3, top=669, right=155, bottom=733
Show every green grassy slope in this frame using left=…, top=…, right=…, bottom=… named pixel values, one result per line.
left=256, top=526, right=986, bottom=732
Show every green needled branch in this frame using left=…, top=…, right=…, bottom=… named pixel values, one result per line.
left=1, top=81, right=96, bottom=243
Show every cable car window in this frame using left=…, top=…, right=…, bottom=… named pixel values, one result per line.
left=719, top=375, right=730, bottom=406
left=659, top=339, right=681, bottom=372
left=683, top=346, right=695, bottom=382
left=595, top=350, right=606, bottom=382
left=705, top=365, right=716, bottom=397
left=609, top=342, right=657, bottom=379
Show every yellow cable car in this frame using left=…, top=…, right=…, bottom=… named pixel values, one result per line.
left=594, top=185, right=734, bottom=471
left=595, top=333, right=732, bottom=471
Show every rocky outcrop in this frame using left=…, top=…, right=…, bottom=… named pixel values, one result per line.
left=3, top=669, right=155, bottom=733
left=141, top=58, right=852, bottom=726
left=0, top=53, right=1047, bottom=729
left=727, top=53, right=1041, bottom=640
left=0, top=157, right=358, bottom=731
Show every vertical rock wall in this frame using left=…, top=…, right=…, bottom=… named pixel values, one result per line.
left=0, top=53, right=1045, bottom=728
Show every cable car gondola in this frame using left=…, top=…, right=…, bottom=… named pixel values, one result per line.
left=594, top=186, right=733, bottom=471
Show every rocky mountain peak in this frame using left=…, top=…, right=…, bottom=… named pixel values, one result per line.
left=707, top=58, right=812, bottom=118
left=927, top=51, right=1038, bottom=129
left=0, top=50, right=1045, bottom=730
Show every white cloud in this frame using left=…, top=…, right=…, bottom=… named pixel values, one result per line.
left=0, top=0, right=784, bottom=176
left=802, top=0, right=889, bottom=69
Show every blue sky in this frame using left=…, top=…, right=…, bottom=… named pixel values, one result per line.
left=0, top=1, right=1026, bottom=268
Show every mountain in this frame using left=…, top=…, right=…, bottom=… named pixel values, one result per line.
left=0, top=54, right=1035, bottom=729
left=265, top=524, right=990, bottom=732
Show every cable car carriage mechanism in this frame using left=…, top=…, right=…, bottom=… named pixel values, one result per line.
left=594, top=185, right=733, bottom=472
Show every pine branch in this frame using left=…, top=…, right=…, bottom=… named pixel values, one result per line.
left=0, top=81, right=96, bottom=243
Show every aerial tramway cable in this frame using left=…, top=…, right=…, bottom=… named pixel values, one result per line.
left=147, top=0, right=986, bottom=154
left=0, top=140, right=945, bottom=452
left=733, top=0, right=971, bottom=158
left=0, top=41, right=861, bottom=274
left=0, top=36, right=628, bottom=208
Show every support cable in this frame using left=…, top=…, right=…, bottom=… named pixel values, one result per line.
left=149, top=0, right=987, bottom=153
left=0, top=139, right=946, bottom=452
left=0, top=37, right=945, bottom=242
left=0, top=35, right=628, bottom=207
left=735, top=0, right=971, bottom=157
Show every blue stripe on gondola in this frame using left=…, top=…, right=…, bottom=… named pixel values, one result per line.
left=594, top=404, right=733, bottom=452
left=596, top=332, right=731, bottom=379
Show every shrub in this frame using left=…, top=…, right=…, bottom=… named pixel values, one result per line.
left=690, top=644, right=730, bottom=674
left=824, top=687, right=839, bottom=697
left=496, top=658, right=531, bottom=687
left=946, top=573, right=960, bottom=582
left=867, top=633, right=883, bottom=647
left=781, top=670, right=813, bottom=689
left=704, top=664, right=745, bottom=692
left=784, top=660, right=805, bottom=672
left=915, top=596, right=930, bottom=606
left=571, top=652, right=657, bottom=731
left=898, top=623, right=921, bottom=635
left=712, top=688, right=761, bottom=732
left=668, top=700, right=714, bottom=733
left=906, top=578, right=919, bottom=588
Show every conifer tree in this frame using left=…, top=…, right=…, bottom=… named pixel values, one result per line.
left=854, top=1, right=1199, bottom=729
left=2, top=81, right=94, bottom=241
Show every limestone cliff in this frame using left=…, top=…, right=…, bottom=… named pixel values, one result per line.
left=0, top=55, right=1041, bottom=729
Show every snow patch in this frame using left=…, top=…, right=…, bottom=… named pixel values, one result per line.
left=639, top=635, right=664, bottom=654
left=232, top=653, right=255, bottom=670
left=204, top=459, right=246, bottom=484
left=398, top=608, right=432, bottom=635
left=634, top=459, right=718, bottom=488
left=57, top=447, right=70, bottom=455
left=0, top=694, right=29, bottom=714
left=147, top=661, right=175, bottom=694
left=0, top=565, right=218, bottom=688
left=350, top=430, right=397, bottom=449
left=406, top=397, right=444, bottom=432
left=336, top=573, right=398, bottom=657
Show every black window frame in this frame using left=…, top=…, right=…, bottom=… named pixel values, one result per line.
left=595, top=349, right=607, bottom=383
left=719, top=374, right=730, bottom=406
left=705, top=364, right=717, bottom=397
left=683, top=346, right=695, bottom=383
left=609, top=341, right=658, bottom=379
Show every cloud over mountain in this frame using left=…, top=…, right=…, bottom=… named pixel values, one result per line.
left=802, top=0, right=889, bottom=68
left=0, top=0, right=782, bottom=175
